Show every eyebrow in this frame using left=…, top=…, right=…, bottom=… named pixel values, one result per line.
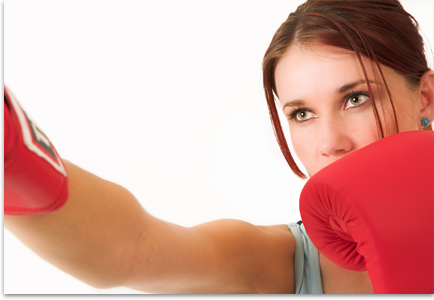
left=282, top=79, right=380, bottom=110
left=337, top=79, right=379, bottom=94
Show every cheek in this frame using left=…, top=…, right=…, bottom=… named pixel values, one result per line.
left=289, top=126, right=318, bottom=174
left=349, top=110, right=379, bottom=142
left=394, top=97, right=420, bottom=132
left=372, top=77, right=420, bottom=134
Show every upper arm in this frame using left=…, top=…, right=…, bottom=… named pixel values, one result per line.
left=124, top=219, right=296, bottom=294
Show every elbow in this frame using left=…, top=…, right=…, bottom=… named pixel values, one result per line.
left=82, top=275, right=124, bottom=290
left=68, top=262, right=132, bottom=290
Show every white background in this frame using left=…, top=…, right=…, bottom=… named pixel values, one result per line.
left=4, top=0, right=434, bottom=295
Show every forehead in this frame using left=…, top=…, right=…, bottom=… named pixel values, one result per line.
left=274, top=44, right=370, bottom=102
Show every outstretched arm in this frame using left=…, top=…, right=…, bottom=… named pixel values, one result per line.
left=5, top=160, right=295, bottom=293
left=4, top=86, right=295, bottom=294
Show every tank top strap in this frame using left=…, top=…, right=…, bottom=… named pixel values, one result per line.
left=288, top=221, right=323, bottom=294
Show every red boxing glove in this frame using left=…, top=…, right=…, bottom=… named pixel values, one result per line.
left=4, top=86, right=68, bottom=215
left=300, top=130, right=434, bottom=294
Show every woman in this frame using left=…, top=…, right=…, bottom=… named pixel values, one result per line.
left=4, top=0, right=434, bottom=294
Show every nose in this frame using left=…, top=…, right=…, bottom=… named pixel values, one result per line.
left=319, top=120, right=353, bottom=158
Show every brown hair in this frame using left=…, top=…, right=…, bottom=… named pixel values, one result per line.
left=263, top=0, right=431, bottom=179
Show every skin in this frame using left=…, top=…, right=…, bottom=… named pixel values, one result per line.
left=276, top=43, right=434, bottom=177
left=274, top=43, right=434, bottom=293
left=4, top=43, right=434, bottom=294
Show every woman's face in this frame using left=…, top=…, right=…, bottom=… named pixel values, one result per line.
left=275, top=44, right=424, bottom=177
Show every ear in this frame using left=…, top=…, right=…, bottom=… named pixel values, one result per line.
left=418, top=70, right=434, bottom=129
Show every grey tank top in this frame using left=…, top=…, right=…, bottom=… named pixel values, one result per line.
left=288, top=221, right=323, bottom=294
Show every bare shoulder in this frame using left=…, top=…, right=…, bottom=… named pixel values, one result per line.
left=254, top=224, right=296, bottom=293
left=192, top=220, right=296, bottom=294
left=319, top=252, right=373, bottom=294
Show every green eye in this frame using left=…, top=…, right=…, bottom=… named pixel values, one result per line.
left=350, top=95, right=361, bottom=105
left=297, top=111, right=308, bottom=120
left=345, top=93, right=370, bottom=110
left=288, top=109, right=317, bottom=122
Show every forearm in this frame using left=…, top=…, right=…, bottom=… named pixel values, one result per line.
left=4, top=159, right=149, bottom=289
